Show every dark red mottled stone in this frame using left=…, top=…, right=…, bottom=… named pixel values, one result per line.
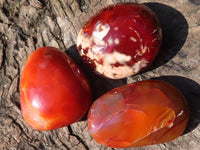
left=77, top=3, right=162, bottom=79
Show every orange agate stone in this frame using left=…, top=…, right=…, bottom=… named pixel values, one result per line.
left=87, top=80, right=189, bottom=148
left=20, top=47, right=92, bottom=130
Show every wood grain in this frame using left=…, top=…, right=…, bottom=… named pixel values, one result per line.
left=0, top=0, right=199, bottom=149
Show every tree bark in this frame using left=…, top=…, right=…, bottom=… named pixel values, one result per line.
left=0, top=0, right=200, bottom=149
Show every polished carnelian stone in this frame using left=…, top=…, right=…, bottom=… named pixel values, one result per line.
left=20, top=47, right=92, bottom=130
left=87, top=80, right=189, bottom=148
left=77, top=3, right=162, bottom=79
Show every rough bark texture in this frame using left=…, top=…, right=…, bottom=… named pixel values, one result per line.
left=0, top=0, right=200, bottom=149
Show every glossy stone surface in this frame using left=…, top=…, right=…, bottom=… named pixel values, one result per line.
left=20, top=47, right=92, bottom=130
left=77, top=3, right=162, bottom=79
left=87, top=80, right=189, bottom=148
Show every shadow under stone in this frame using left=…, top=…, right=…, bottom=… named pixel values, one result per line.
left=151, top=76, right=200, bottom=134
left=65, top=45, right=127, bottom=121
left=142, top=2, right=188, bottom=72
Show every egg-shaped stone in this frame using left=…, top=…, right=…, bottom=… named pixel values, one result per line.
left=20, top=47, right=92, bottom=130
left=77, top=3, right=162, bottom=79
left=87, top=80, right=189, bottom=148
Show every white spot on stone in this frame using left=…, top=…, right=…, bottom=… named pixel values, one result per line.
left=92, top=46, right=104, bottom=52
left=77, top=22, right=108, bottom=53
left=134, top=51, right=138, bottom=58
left=134, top=30, right=142, bottom=41
left=141, top=45, right=147, bottom=54
left=32, top=97, right=41, bottom=109
left=77, top=69, right=80, bottom=74
left=107, top=37, right=113, bottom=45
left=77, top=29, right=92, bottom=50
left=86, top=53, right=148, bottom=79
left=130, top=37, right=137, bottom=42
left=104, top=51, right=131, bottom=65
left=96, top=64, right=133, bottom=79
left=114, top=38, right=119, bottom=45
left=92, top=51, right=133, bottom=79
left=132, top=59, right=149, bottom=73
left=167, top=121, right=174, bottom=128
left=93, top=22, right=110, bottom=40
left=80, top=46, right=104, bottom=66
left=80, top=48, right=84, bottom=55
left=91, top=124, right=96, bottom=128
left=93, top=38, right=106, bottom=49
left=129, top=27, right=134, bottom=31
left=114, top=27, right=119, bottom=30
left=153, top=29, right=158, bottom=34
left=134, top=49, right=143, bottom=58
left=152, top=38, right=158, bottom=43
left=177, top=110, right=184, bottom=117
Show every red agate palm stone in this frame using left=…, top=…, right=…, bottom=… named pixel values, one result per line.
left=77, top=3, right=162, bottom=79
left=87, top=80, right=189, bottom=148
left=20, top=47, right=92, bottom=130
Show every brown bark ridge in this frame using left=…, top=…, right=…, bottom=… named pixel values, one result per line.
left=0, top=0, right=200, bottom=149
